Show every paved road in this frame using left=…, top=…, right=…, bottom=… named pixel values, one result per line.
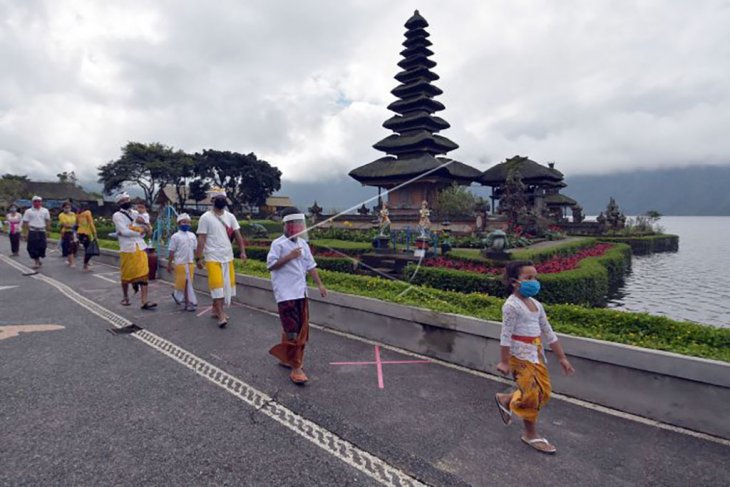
left=1, top=238, right=728, bottom=486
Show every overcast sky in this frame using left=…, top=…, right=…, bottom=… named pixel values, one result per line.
left=1, top=0, right=729, bottom=190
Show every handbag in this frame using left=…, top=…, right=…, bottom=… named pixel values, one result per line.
left=86, top=238, right=101, bottom=257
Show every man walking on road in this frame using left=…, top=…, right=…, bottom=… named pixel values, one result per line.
left=195, top=188, right=246, bottom=328
left=21, top=195, right=51, bottom=269
left=266, top=208, right=327, bottom=384
left=112, top=192, right=156, bottom=310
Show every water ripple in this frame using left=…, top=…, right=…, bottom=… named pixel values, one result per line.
left=608, top=216, right=730, bottom=328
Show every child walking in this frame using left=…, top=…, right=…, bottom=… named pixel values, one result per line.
left=494, top=260, right=575, bottom=454
left=167, top=213, right=198, bottom=311
left=266, top=208, right=327, bottom=385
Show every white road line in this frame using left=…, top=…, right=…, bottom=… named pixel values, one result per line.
left=45, top=259, right=730, bottom=447
left=0, top=254, right=429, bottom=487
left=92, top=274, right=118, bottom=284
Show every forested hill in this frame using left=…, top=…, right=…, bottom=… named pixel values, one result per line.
left=565, top=165, right=730, bottom=216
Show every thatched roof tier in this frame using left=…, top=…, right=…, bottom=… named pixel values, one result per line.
left=391, top=80, right=443, bottom=98
left=404, top=10, right=428, bottom=29
left=480, top=156, right=564, bottom=186
left=395, top=66, right=439, bottom=83
left=387, top=95, right=445, bottom=115
left=544, top=193, right=578, bottom=206
left=349, top=154, right=481, bottom=185
left=373, top=132, right=458, bottom=156
left=382, top=113, right=450, bottom=132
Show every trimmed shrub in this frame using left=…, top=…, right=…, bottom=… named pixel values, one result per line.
left=405, top=244, right=631, bottom=306
left=599, top=235, right=679, bottom=255
left=233, top=258, right=730, bottom=362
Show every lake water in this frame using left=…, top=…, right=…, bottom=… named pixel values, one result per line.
left=608, top=216, right=730, bottom=328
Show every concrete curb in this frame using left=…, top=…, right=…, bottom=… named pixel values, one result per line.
left=94, top=248, right=730, bottom=439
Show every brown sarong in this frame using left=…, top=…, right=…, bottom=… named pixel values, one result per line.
left=269, top=298, right=309, bottom=369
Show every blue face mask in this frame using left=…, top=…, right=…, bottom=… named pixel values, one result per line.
left=519, top=280, right=541, bottom=298
left=179, top=224, right=191, bottom=232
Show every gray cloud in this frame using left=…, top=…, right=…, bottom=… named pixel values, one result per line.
left=1, top=0, right=729, bottom=190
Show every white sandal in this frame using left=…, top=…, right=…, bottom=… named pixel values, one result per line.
left=521, top=436, right=557, bottom=454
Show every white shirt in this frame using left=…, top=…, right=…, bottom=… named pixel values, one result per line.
left=500, top=294, right=558, bottom=364
left=168, top=230, right=197, bottom=265
left=22, top=207, right=50, bottom=230
left=267, top=235, right=317, bottom=303
left=112, top=209, right=148, bottom=253
left=196, top=210, right=240, bottom=262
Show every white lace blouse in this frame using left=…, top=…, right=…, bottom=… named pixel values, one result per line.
left=500, top=294, right=558, bottom=364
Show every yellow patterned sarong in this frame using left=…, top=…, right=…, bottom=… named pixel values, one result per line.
left=120, top=246, right=149, bottom=284
left=206, top=261, right=236, bottom=304
left=509, top=340, right=552, bottom=422
left=173, top=263, right=197, bottom=305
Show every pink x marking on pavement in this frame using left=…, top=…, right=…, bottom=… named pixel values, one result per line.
left=330, top=345, right=430, bottom=389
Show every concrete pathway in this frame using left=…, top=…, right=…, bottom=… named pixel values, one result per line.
left=1, top=238, right=728, bottom=486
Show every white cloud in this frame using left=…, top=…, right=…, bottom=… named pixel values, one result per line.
left=1, top=0, right=729, bottom=189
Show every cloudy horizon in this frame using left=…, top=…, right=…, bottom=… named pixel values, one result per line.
left=1, top=0, right=729, bottom=192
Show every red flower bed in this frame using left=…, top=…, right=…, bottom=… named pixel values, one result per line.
left=422, top=257, right=501, bottom=274
left=424, top=243, right=614, bottom=275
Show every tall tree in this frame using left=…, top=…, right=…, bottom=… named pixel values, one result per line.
left=436, top=182, right=477, bottom=219
left=188, top=179, right=210, bottom=204
left=194, top=150, right=281, bottom=213
left=98, top=142, right=188, bottom=208
left=57, top=171, right=78, bottom=185
left=0, top=174, right=30, bottom=206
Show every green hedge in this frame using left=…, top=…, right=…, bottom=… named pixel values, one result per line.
left=232, top=259, right=730, bottom=362
left=404, top=244, right=632, bottom=306
left=599, top=235, right=679, bottom=255
left=447, top=238, right=597, bottom=264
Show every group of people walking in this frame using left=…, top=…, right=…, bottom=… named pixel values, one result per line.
left=4, top=196, right=99, bottom=271
left=4, top=188, right=575, bottom=454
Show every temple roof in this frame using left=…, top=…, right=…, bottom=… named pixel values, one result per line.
left=544, top=193, right=578, bottom=206
left=349, top=11, right=480, bottom=186
left=349, top=154, right=481, bottom=183
left=373, top=131, right=459, bottom=155
left=480, top=156, right=565, bottom=186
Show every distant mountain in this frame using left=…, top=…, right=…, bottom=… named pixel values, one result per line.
left=565, top=165, right=730, bottom=216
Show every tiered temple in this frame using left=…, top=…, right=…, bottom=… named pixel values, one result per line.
left=349, top=10, right=481, bottom=216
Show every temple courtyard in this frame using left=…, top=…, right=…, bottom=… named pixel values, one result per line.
left=0, top=238, right=728, bottom=487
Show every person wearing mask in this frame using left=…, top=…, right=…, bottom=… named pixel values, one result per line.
left=113, top=192, right=156, bottom=309
left=195, top=188, right=246, bottom=328
left=5, top=205, right=23, bottom=256
left=21, top=196, right=51, bottom=269
left=76, top=203, right=98, bottom=272
left=58, top=201, right=78, bottom=267
left=167, top=213, right=198, bottom=312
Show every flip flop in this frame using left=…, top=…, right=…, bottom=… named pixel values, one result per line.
left=120, top=298, right=131, bottom=306
left=521, top=437, right=557, bottom=454
left=218, top=319, right=228, bottom=328
left=278, top=362, right=292, bottom=369
left=495, top=394, right=512, bottom=425
left=141, top=302, right=157, bottom=310
left=290, top=370, right=308, bottom=385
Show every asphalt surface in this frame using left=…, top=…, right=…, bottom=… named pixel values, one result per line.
left=1, top=237, right=728, bottom=486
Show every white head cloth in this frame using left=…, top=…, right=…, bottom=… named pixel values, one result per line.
left=32, top=195, right=42, bottom=202
left=114, top=192, right=131, bottom=203
left=282, top=213, right=306, bottom=223
left=176, top=213, right=191, bottom=223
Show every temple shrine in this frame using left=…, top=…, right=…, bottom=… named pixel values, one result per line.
left=349, top=10, right=481, bottom=217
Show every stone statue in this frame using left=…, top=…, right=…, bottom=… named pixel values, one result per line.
left=571, top=204, right=584, bottom=223
left=418, top=200, right=431, bottom=237
left=378, top=202, right=391, bottom=236
left=605, top=197, right=626, bottom=230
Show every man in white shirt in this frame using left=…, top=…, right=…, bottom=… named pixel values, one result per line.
left=113, top=192, right=156, bottom=310
left=21, top=195, right=51, bottom=269
left=266, top=208, right=327, bottom=385
left=195, top=188, right=247, bottom=328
